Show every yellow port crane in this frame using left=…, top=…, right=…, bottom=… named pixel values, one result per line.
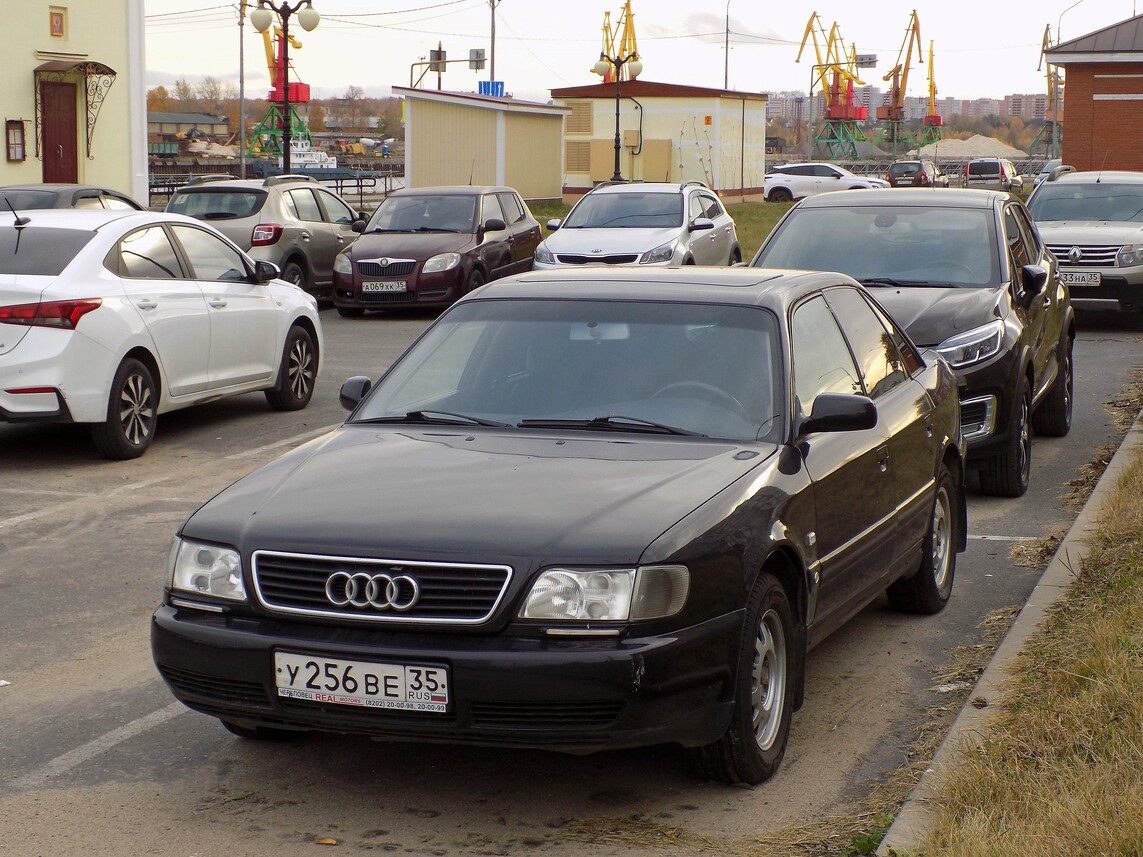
left=876, top=9, right=922, bottom=156
left=796, top=12, right=868, bottom=159
left=920, top=39, right=943, bottom=145
left=593, top=0, right=641, bottom=81
left=1031, top=24, right=1063, bottom=157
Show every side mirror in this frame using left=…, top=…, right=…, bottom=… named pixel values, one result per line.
left=339, top=376, right=373, bottom=411
left=799, top=393, right=877, bottom=436
left=254, top=260, right=280, bottom=283
left=352, top=220, right=366, bottom=233
left=689, top=217, right=715, bottom=232
left=546, top=218, right=561, bottom=231
left=1020, top=263, right=1048, bottom=301
left=483, top=217, right=507, bottom=232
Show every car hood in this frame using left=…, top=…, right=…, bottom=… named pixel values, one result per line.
left=870, top=285, right=1003, bottom=348
left=1035, top=220, right=1143, bottom=244
left=542, top=226, right=680, bottom=257
left=347, top=232, right=477, bottom=261
left=182, top=427, right=775, bottom=565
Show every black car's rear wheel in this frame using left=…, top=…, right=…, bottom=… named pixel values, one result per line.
left=1031, top=336, right=1073, bottom=437
left=90, top=358, right=157, bottom=460
left=689, top=571, right=795, bottom=785
left=888, top=463, right=957, bottom=614
left=978, top=378, right=1031, bottom=497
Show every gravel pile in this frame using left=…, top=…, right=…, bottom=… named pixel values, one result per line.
left=917, top=134, right=1027, bottom=160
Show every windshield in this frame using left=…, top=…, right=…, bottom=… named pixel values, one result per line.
left=562, top=192, right=683, bottom=229
left=351, top=298, right=783, bottom=442
left=367, top=194, right=477, bottom=233
left=754, top=206, right=1000, bottom=287
left=1027, top=183, right=1143, bottom=222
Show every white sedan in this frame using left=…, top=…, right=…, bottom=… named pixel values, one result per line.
left=764, top=163, right=889, bottom=203
left=0, top=209, right=322, bottom=458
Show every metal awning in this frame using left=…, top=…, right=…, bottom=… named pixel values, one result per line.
left=33, top=60, right=117, bottom=159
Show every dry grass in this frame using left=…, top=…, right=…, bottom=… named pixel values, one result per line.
left=910, top=433, right=1143, bottom=856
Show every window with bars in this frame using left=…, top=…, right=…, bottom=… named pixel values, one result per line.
left=565, top=141, right=591, bottom=173
left=6, top=121, right=25, bottom=162
left=566, top=101, right=593, bottom=134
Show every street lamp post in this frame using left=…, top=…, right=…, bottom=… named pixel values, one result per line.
left=593, top=52, right=643, bottom=183
left=250, top=0, right=320, bottom=175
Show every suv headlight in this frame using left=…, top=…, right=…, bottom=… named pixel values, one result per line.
left=640, top=240, right=678, bottom=265
left=170, top=537, right=246, bottom=602
left=423, top=252, right=460, bottom=273
left=520, top=565, right=689, bottom=621
left=1118, top=244, right=1143, bottom=267
left=934, top=319, right=1005, bottom=369
left=534, top=243, right=556, bottom=264
left=333, top=252, right=352, bottom=275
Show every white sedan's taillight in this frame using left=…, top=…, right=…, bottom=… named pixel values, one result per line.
left=0, top=298, right=102, bottom=329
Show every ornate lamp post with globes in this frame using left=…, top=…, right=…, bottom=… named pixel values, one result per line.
left=593, top=51, right=643, bottom=183
left=250, top=0, right=320, bottom=174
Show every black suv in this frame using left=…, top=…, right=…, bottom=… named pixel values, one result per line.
left=752, top=188, right=1074, bottom=496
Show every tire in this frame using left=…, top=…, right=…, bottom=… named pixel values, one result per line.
left=729, top=247, right=743, bottom=265
left=221, top=719, right=303, bottom=741
left=887, top=464, right=957, bottom=614
left=280, top=260, right=308, bottom=290
left=265, top=325, right=317, bottom=411
left=90, top=358, right=158, bottom=460
left=1031, top=337, right=1073, bottom=437
left=688, top=572, right=795, bottom=785
left=768, top=188, right=793, bottom=203
left=978, top=377, right=1032, bottom=497
left=336, top=306, right=365, bottom=318
left=466, top=269, right=486, bottom=294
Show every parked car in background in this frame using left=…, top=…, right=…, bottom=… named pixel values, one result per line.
left=751, top=188, right=1074, bottom=497
left=0, top=209, right=321, bottom=458
left=0, top=183, right=145, bottom=211
left=1027, top=170, right=1143, bottom=312
left=332, top=185, right=540, bottom=316
left=1033, top=159, right=1075, bottom=187
left=764, top=163, right=889, bottom=202
left=962, top=158, right=1025, bottom=192
left=166, top=175, right=364, bottom=297
left=885, top=159, right=949, bottom=188
left=152, top=265, right=965, bottom=785
left=534, top=181, right=740, bottom=269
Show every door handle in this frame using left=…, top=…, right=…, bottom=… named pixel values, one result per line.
left=136, top=299, right=157, bottom=310
left=57, top=145, right=63, bottom=159
left=877, top=444, right=890, bottom=473
left=208, top=299, right=228, bottom=308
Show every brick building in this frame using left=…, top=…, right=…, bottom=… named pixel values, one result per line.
left=1047, top=14, right=1143, bottom=170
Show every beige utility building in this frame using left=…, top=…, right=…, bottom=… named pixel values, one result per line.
left=550, top=80, right=768, bottom=200
left=2, top=1, right=147, bottom=202
left=394, top=87, right=568, bottom=203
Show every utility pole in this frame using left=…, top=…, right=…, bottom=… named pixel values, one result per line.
left=239, top=1, right=247, bottom=178
left=489, top=0, right=501, bottom=87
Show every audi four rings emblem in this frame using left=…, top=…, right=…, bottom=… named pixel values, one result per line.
left=325, top=571, right=420, bottom=611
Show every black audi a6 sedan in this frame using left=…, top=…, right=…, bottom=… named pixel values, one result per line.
left=152, top=266, right=966, bottom=785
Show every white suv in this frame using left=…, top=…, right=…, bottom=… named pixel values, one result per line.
left=533, top=181, right=741, bottom=268
left=1027, top=170, right=1143, bottom=312
left=763, top=162, right=889, bottom=202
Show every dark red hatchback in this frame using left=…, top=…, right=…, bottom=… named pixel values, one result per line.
left=332, top=185, right=541, bottom=315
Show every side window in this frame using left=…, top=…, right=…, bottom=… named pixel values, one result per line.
left=701, top=193, right=724, bottom=219
left=482, top=193, right=506, bottom=226
left=497, top=192, right=524, bottom=224
left=103, top=193, right=138, bottom=211
left=118, top=226, right=183, bottom=279
left=1011, top=204, right=1043, bottom=258
left=287, top=188, right=323, bottom=223
left=171, top=225, right=249, bottom=282
left=824, top=287, right=909, bottom=398
left=790, top=165, right=816, bottom=177
left=317, top=190, right=355, bottom=225
left=790, top=295, right=862, bottom=417
left=1003, top=205, right=1032, bottom=270
left=73, top=195, right=104, bottom=210
left=689, top=192, right=705, bottom=221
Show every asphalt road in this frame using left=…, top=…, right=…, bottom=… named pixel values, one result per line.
left=1, top=304, right=1140, bottom=856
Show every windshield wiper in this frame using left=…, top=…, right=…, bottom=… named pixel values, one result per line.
left=861, top=277, right=932, bottom=287
left=517, top=415, right=703, bottom=436
left=356, top=410, right=509, bottom=427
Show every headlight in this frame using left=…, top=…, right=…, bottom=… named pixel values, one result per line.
left=423, top=252, right=461, bottom=273
left=170, top=537, right=246, bottom=601
left=639, top=241, right=677, bottom=265
left=333, top=252, right=352, bottom=275
left=534, top=243, right=556, bottom=264
left=934, top=319, right=1005, bottom=369
left=1118, top=244, right=1143, bottom=267
left=520, top=565, right=689, bottom=621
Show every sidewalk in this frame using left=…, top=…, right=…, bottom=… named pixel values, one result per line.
left=877, top=410, right=1143, bottom=855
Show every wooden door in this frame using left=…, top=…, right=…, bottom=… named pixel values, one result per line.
left=41, top=82, right=78, bottom=183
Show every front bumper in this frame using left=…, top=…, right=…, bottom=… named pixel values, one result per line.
left=332, top=267, right=465, bottom=310
left=151, top=603, right=741, bottom=752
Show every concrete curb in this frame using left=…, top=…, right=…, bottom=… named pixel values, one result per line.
left=877, top=411, right=1143, bottom=855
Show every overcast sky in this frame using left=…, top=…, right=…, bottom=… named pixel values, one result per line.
left=144, top=0, right=1140, bottom=104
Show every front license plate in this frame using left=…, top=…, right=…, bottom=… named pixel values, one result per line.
left=1061, top=271, right=1101, bottom=286
left=362, top=281, right=407, bottom=293
left=274, top=652, right=449, bottom=712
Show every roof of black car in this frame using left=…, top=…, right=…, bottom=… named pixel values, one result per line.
left=470, top=266, right=859, bottom=312
left=795, top=188, right=1008, bottom=209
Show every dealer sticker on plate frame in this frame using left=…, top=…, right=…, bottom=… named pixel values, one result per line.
left=274, top=652, right=449, bottom=712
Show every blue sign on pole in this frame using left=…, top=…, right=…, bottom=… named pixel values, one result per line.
left=478, top=81, right=506, bottom=97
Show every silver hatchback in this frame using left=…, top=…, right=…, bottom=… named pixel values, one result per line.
left=166, top=175, right=364, bottom=297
